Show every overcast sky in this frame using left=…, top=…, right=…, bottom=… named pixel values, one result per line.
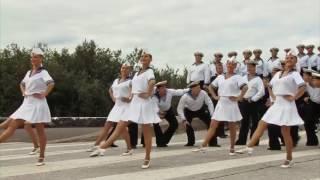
left=1, top=0, right=319, bottom=69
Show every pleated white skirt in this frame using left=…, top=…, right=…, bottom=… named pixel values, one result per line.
left=107, top=99, right=130, bottom=122
left=262, top=96, right=304, bottom=126
left=10, top=96, right=51, bottom=123
left=212, top=97, right=242, bottom=122
left=124, top=95, right=161, bottom=124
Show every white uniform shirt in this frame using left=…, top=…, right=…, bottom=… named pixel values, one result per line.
left=177, top=90, right=214, bottom=120
left=211, top=74, right=247, bottom=97
left=238, top=61, right=248, bottom=76
left=306, top=83, right=320, bottom=104
left=21, top=69, right=54, bottom=96
left=187, top=62, right=210, bottom=84
left=153, top=88, right=189, bottom=111
left=111, top=78, right=131, bottom=99
left=254, top=59, right=268, bottom=77
left=266, top=57, right=281, bottom=75
left=209, top=62, right=226, bottom=78
left=305, top=54, right=320, bottom=70
left=131, top=68, right=155, bottom=94
left=298, top=55, right=308, bottom=68
left=243, top=75, right=265, bottom=102
left=270, top=71, right=305, bottom=96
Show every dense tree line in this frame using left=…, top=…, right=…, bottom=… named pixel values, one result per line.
left=0, top=40, right=187, bottom=117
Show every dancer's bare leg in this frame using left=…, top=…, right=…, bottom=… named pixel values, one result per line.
left=0, top=119, right=24, bottom=143
left=247, top=120, right=268, bottom=147
left=281, top=126, right=293, bottom=161
left=228, top=122, right=237, bottom=150
left=24, top=123, right=39, bottom=148
left=142, top=124, right=152, bottom=162
left=100, top=121, right=128, bottom=149
left=201, top=120, right=220, bottom=147
left=94, top=122, right=114, bottom=146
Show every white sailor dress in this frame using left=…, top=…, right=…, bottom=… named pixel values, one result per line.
left=10, top=69, right=54, bottom=123
left=211, top=74, right=247, bottom=121
left=261, top=71, right=304, bottom=126
left=124, top=69, right=161, bottom=124
left=107, top=78, right=131, bottom=122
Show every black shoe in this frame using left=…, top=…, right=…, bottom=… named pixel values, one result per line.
left=157, top=144, right=168, bottom=148
left=111, top=144, right=118, bottom=148
left=131, top=145, right=137, bottom=149
left=184, top=143, right=194, bottom=147
left=218, top=134, right=228, bottom=138
left=306, top=142, right=319, bottom=146
left=267, top=147, right=281, bottom=150
left=209, top=144, right=221, bottom=147
left=235, top=141, right=246, bottom=145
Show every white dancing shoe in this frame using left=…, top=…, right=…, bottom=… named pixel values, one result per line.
left=121, top=149, right=133, bottom=156
left=35, top=157, right=45, bottom=166
left=141, top=159, right=150, bottom=169
left=280, top=160, right=294, bottom=168
left=192, top=146, right=208, bottom=153
left=235, top=147, right=253, bottom=155
left=29, top=147, right=40, bottom=155
left=86, top=146, right=98, bottom=152
left=229, top=149, right=236, bottom=156
left=89, top=148, right=106, bottom=157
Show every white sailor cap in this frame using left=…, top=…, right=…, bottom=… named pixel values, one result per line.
left=296, top=44, right=305, bottom=48
left=194, top=51, right=204, bottom=57
left=227, top=51, right=238, bottom=57
left=312, top=72, right=320, bottom=79
left=253, top=49, right=262, bottom=53
left=155, top=80, right=168, bottom=87
left=270, top=47, right=279, bottom=52
left=306, top=44, right=315, bottom=49
left=187, top=81, right=200, bottom=88
left=286, top=49, right=297, bottom=57
left=303, top=68, right=317, bottom=74
left=284, top=48, right=291, bottom=52
left=242, top=49, right=252, bottom=54
left=246, top=60, right=258, bottom=65
left=214, top=52, right=223, bottom=57
left=227, top=56, right=238, bottom=64
left=31, top=48, right=44, bottom=56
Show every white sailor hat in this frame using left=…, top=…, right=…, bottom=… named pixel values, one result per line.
left=284, top=48, right=291, bottom=52
left=306, top=44, right=315, bottom=49
left=31, top=48, right=44, bottom=56
left=312, top=72, right=320, bottom=79
left=214, top=52, right=223, bottom=57
left=303, top=68, right=317, bottom=74
left=194, top=51, right=204, bottom=57
left=242, top=49, right=252, bottom=54
left=227, top=56, right=238, bottom=64
left=286, top=49, right=297, bottom=57
left=270, top=47, right=279, bottom=52
left=246, top=60, right=258, bottom=65
left=187, top=81, right=200, bottom=88
left=296, top=44, right=305, bottom=48
left=227, top=51, right=238, bottom=57
left=155, top=80, right=168, bottom=87
left=253, top=49, right=262, bottom=53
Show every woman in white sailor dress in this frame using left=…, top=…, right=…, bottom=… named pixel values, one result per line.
left=0, top=48, right=54, bottom=166
left=126, top=53, right=160, bottom=169
left=236, top=51, right=306, bottom=168
left=91, top=53, right=160, bottom=169
left=193, top=56, right=248, bottom=155
left=88, top=64, right=132, bottom=155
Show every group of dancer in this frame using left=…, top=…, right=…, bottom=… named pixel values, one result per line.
left=0, top=44, right=320, bottom=169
